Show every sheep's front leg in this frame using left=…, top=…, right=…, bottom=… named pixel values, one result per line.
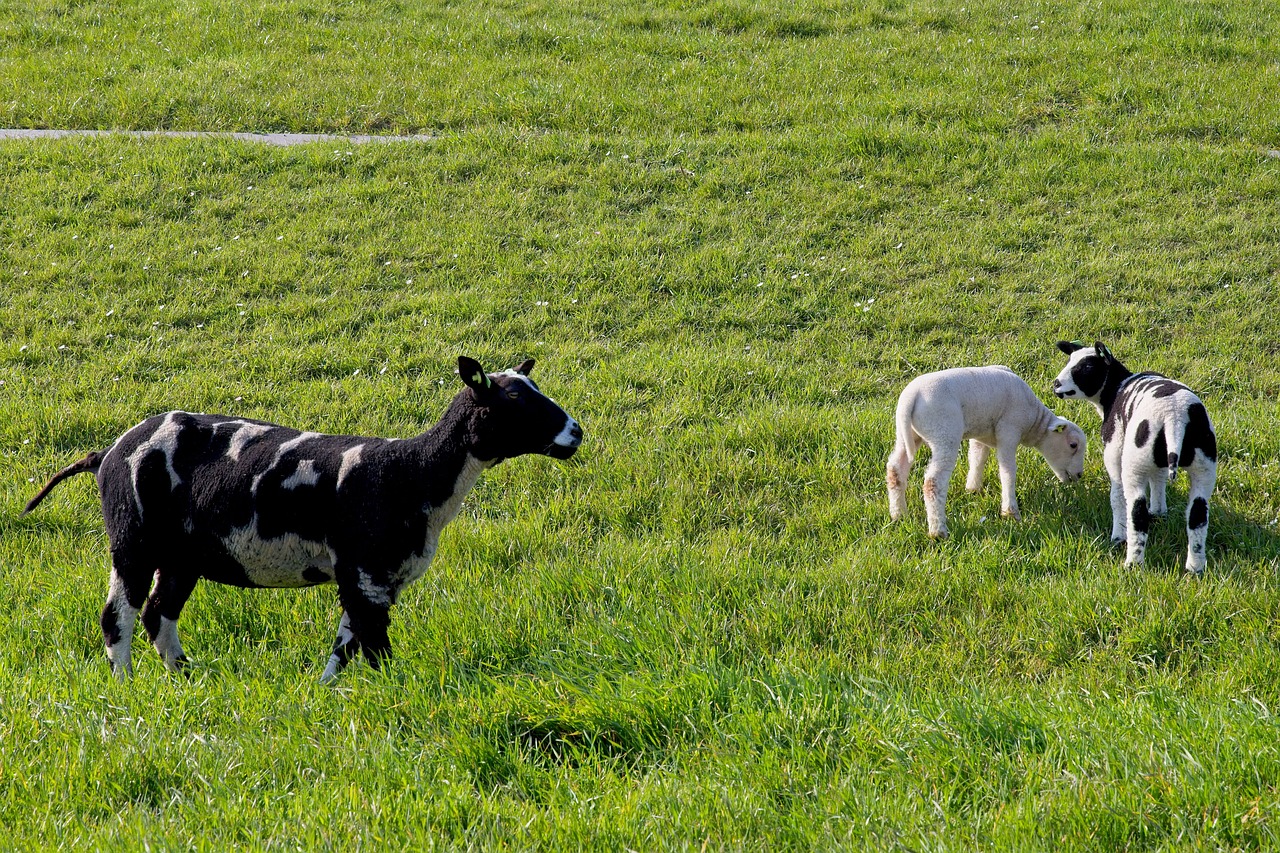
left=324, top=570, right=395, bottom=683
left=922, top=441, right=961, bottom=539
left=320, top=611, right=357, bottom=684
left=1147, top=471, right=1168, bottom=517
left=1104, top=449, right=1127, bottom=548
left=994, top=440, right=1021, bottom=520
left=965, top=440, right=991, bottom=493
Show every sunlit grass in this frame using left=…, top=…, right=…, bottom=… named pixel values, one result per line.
left=3, top=0, right=1280, bottom=848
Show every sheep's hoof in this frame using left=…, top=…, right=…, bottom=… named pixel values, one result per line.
left=1001, top=509, right=1021, bottom=521
left=1109, top=537, right=1126, bottom=551
left=928, top=530, right=949, bottom=541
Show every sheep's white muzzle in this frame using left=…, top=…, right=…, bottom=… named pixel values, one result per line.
left=546, top=419, right=583, bottom=459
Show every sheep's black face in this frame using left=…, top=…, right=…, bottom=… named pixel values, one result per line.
left=1053, top=341, right=1109, bottom=402
left=459, top=357, right=582, bottom=462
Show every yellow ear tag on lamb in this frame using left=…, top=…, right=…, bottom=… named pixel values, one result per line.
left=472, top=371, right=490, bottom=388
left=1053, top=423, right=1066, bottom=433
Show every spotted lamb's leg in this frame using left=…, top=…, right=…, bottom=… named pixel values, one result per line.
left=1104, top=449, right=1127, bottom=549
left=965, top=440, right=991, bottom=494
left=140, top=570, right=199, bottom=672
left=101, top=553, right=150, bottom=678
left=1183, top=460, right=1217, bottom=575
left=1147, top=470, right=1169, bottom=518
left=1122, top=467, right=1151, bottom=567
left=922, top=440, right=961, bottom=540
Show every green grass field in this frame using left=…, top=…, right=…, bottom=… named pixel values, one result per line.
left=4, top=0, right=1280, bottom=847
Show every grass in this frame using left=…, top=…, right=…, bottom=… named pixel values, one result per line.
left=3, top=0, right=1280, bottom=848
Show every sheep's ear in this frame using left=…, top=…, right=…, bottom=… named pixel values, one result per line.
left=514, top=359, right=535, bottom=377
left=1053, top=422, right=1067, bottom=433
left=1057, top=340, right=1084, bottom=355
left=458, top=356, right=493, bottom=392
left=1094, top=342, right=1113, bottom=364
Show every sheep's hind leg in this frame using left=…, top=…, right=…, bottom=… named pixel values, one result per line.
left=101, top=554, right=151, bottom=678
left=140, top=570, right=198, bottom=672
left=922, top=441, right=961, bottom=540
left=886, top=434, right=920, bottom=522
left=1184, top=461, right=1216, bottom=576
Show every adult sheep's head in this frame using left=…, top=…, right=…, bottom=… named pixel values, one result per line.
left=457, top=356, right=583, bottom=463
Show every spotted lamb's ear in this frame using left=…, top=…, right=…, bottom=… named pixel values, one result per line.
left=458, top=356, right=493, bottom=392
left=514, top=359, right=536, bottom=377
left=1057, top=340, right=1084, bottom=355
left=1094, top=342, right=1114, bottom=364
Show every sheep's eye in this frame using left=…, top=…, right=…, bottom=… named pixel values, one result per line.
left=1070, top=442, right=1079, bottom=450
left=506, top=391, right=520, bottom=400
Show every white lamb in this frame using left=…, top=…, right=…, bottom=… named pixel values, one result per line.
left=886, top=366, right=1087, bottom=539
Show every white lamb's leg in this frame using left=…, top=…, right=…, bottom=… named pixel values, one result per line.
left=965, top=440, right=990, bottom=493
left=887, top=430, right=922, bottom=522
left=922, top=440, right=961, bottom=540
left=994, top=440, right=1021, bottom=520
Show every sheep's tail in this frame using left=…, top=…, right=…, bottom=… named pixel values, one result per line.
left=1165, top=415, right=1188, bottom=483
left=23, top=451, right=104, bottom=515
left=892, top=391, right=919, bottom=465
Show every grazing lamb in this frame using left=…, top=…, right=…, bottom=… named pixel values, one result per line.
left=23, top=357, right=583, bottom=681
left=1053, top=341, right=1217, bottom=574
left=887, top=366, right=1086, bottom=539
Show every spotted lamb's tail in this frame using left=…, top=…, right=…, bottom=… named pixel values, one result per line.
left=22, top=451, right=104, bottom=515
left=1164, top=415, right=1188, bottom=483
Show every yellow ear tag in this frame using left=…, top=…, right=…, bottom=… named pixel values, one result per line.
left=472, top=371, right=489, bottom=388
left=1054, top=423, right=1066, bottom=433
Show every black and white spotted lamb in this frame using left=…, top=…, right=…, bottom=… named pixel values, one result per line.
left=1053, top=341, right=1217, bottom=574
left=24, top=357, right=583, bottom=681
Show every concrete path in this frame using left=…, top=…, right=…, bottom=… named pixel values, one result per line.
left=0, top=129, right=434, bottom=145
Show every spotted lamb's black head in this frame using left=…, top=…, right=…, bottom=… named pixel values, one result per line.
left=1053, top=340, right=1114, bottom=402
left=457, top=356, right=583, bottom=463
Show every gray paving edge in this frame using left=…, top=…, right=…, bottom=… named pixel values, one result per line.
left=0, top=129, right=435, bottom=145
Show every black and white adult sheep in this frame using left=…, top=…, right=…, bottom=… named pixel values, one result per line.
left=23, top=357, right=583, bottom=681
left=1053, top=341, right=1217, bottom=574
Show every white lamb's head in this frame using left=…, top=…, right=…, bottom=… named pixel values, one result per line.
left=1040, top=418, right=1087, bottom=482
